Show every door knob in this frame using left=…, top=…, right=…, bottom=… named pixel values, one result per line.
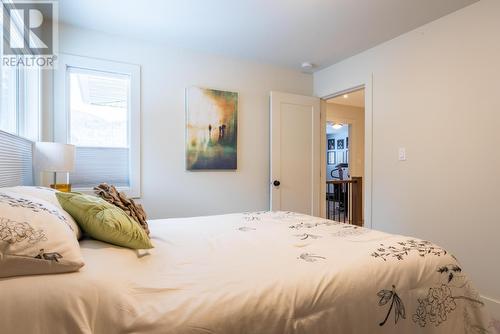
left=273, top=180, right=281, bottom=187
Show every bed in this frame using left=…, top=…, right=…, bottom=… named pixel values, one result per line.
left=0, top=211, right=489, bottom=333
left=0, top=132, right=490, bottom=333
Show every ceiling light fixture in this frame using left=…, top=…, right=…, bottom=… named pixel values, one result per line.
left=301, top=62, right=314, bottom=71
left=343, top=94, right=349, bottom=99
left=332, top=123, right=343, bottom=130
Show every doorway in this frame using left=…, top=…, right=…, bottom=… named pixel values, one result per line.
left=323, top=88, right=365, bottom=225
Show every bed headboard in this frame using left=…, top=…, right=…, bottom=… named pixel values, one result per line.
left=0, top=130, right=34, bottom=187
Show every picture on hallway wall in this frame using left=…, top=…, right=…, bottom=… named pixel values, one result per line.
left=337, top=139, right=344, bottom=150
left=328, top=139, right=335, bottom=150
left=186, top=87, right=238, bottom=170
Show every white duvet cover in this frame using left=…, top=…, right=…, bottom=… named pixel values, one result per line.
left=0, top=212, right=490, bottom=333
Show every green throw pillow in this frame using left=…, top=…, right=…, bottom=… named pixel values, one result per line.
left=56, top=192, right=153, bottom=249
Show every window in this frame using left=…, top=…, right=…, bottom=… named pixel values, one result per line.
left=0, top=66, right=18, bottom=134
left=0, top=66, right=41, bottom=140
left=0, top=4, right=41, bottom=141
left=68, top=68, right=129, bottom=148
left=55, top=55, right=141, bottom=197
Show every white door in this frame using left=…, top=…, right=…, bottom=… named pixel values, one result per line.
left=270, top=91, right=321, bottom=216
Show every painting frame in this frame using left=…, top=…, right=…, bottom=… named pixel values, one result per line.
left=327, top=138, right=335, bottom=150
left=186, top=86, right=238, bottom=170
left=337, top=139, right=344, bottom=150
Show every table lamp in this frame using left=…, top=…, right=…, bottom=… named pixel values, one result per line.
left=34, top=142, right=75, bottom=192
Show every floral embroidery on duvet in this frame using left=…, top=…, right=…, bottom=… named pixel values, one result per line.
left=412, top=264, right=485, bottom=331
left=371, top=239, right=447, bottom=261
left=375, top=264, right=487, bottom=332
left=297, top=253, right=326, bottom=262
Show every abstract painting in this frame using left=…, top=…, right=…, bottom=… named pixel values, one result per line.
left=186, top=87, right=238, bottom=170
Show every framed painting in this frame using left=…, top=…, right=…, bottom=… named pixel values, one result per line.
left=186, top=87, right=238, bottom=170
left=337, top=139, right=344, bottom=150
left=327, top=138, right=335, bottom=150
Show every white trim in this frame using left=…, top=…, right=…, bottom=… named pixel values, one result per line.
left=54, top=53, right=141, bottom=198
left=319, top=74, right=373, bottom=228
left=319, top=100, right=326, bottom=218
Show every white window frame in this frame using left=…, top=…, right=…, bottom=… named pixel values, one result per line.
left=54, top=54, right=141, bottom=197
left=0, top=63, right=41, bottom=141
left=19, top=66, right=42, bottom=140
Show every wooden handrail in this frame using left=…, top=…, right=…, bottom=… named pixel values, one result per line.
left=326, top=179, right=358, bottom=185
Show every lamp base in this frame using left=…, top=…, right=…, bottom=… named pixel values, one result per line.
left=50, top=183, right=72, bottom=192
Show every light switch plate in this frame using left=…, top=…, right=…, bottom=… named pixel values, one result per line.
left=399, top=148, right=407, bottom=161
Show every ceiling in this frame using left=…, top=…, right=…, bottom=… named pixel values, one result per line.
left=326, top=123, right=348, bottom=135
left=57, top=0, right=478, bottom=71
left=327, top=89, right=365, bottom=108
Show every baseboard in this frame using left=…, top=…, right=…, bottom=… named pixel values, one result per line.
left=482, top=295, right=500, bottom=320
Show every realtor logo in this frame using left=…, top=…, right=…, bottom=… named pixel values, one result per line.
left=2, top=0, right=58, bottom=68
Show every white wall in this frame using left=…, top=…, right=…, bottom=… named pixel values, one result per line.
left=56, top=24, right=312, bottom=218
left=314, top=0, right=500, bottom=313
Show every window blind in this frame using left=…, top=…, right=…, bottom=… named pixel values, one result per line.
left=69, top=147, right=129, bottom=188
left=0, top=130, right=34, bottom=187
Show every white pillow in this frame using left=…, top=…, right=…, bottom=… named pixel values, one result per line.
left=3, top=186, right=81, bottom=239
left=0, top=190, right=84, bottom=278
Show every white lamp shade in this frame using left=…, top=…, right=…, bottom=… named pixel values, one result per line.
left=34, top=142, right=76, bottom=172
